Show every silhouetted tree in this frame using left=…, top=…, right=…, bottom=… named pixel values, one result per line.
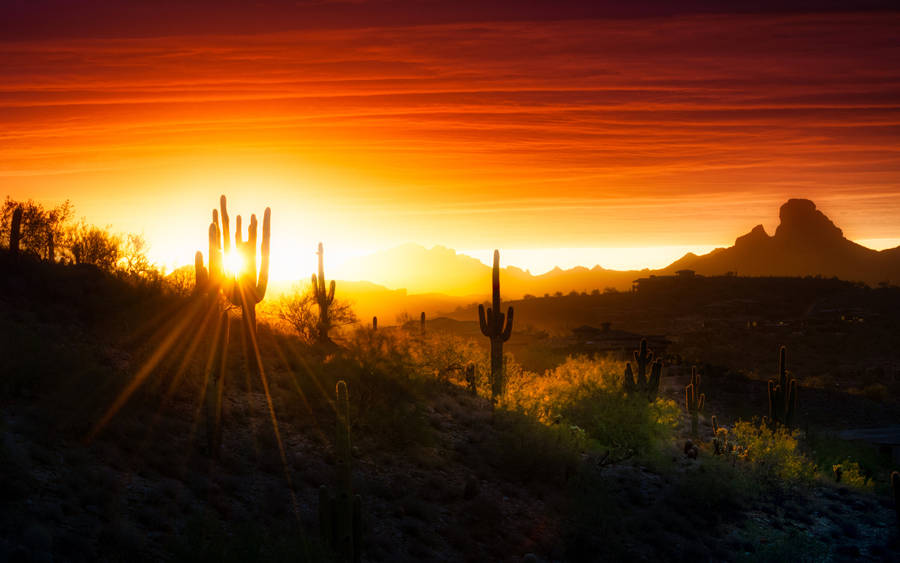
left=66, top=220, right=121, bottom=272
left=279, top=286, right=357, bottom=345
left=1, top=196, right=72, bottom=260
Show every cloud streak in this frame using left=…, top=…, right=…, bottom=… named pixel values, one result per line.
left=1, top=9, right=899, bottom=259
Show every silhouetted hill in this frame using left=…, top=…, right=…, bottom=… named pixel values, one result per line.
left=338, top=244, right=644, bottom=298
left=341, top=199, right=900, bottom=298
left=663, top=199, right=900, bottom=284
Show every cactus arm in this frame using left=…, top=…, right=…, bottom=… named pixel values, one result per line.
left=219, top=195, right=231, bottom=253
left=9, top=206, right=22, bottom=255
left=255, top=207, right=270, bottom=300
left=328, top=280, right=336, bottom=304
left=648, top=360, right=662, bottom=398
left=194, top=251, right=208, bottom=290
left=623, top=363, right=635, bottom=390
left=500, top=306, right=514, bottom=341
left=478, top=304, right=490, bottom=336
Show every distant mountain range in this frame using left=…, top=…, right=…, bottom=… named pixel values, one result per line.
left=336, top=199, right=900, bottom=300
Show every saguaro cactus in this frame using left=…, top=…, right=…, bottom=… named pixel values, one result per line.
left=478, top=250, right=514, bottom=401
left=320, top=380, right=362, bottom=563
left=623, top=339, right=662, bottom=401
left=209, top=196, right=270, bottom=371
left=891, top=471, right=900, bottom=531
left=9, top=205, right=22, bottom=256
left=684, top=367, right=705, bottom=437
left=312, top=242, right=336, bottom=345
left=420, top=312, right=426, bottom=336
left=767, top=346, right=798, bottom=428
left=204, top=311, right=230, bottom=457
left=372, top=316, right=377, bottom=331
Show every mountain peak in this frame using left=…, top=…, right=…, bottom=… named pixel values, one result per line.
left=735, top=224, right=769, bottom=247
left=774, top=199, right=843, bottom=243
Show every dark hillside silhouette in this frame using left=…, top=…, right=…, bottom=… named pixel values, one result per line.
left=664, top=199, right=900, bottom=284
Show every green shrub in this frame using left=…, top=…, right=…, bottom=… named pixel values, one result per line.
left=830, top=459, right=874, bottom=491
left=730, top=420, right=816, bottom=488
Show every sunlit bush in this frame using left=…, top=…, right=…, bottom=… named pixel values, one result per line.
left=831, top=459, right=874, bottom=491
left=503, top=356, right=679, bottom=460
left=730, top=420, right=816, bottom=487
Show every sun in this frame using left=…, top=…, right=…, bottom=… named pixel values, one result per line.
left=224, top=250, right=245, bottom=276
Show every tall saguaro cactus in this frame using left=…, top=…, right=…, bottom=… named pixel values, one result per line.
left=767, top=346, right=798, bottom=428
left=623, top=339, right=662, bottom=401
left=9, top=205, right=22, bottom=256
left=312, top=242, right=336, bottom=345
left=684, top=367, right=705, bottom=437
left=320, top=381, right=362, bottom=563
left=478, top=249, right=514, bottom=401
left=210, top=195, right=271, bottom=372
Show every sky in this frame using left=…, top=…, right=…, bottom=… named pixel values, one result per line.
left=2, top=1, right=900, bottom=279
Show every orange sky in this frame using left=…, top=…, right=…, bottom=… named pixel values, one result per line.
left=2, top=3, right=900, bottom=280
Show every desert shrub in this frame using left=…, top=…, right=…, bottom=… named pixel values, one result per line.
left=829, top=459, right=874, bottom=491
left=730, top=420, right=816, bottom=488
left=411, top=330, right=485, bottom=384
left=504, top=356, right=679, bottom=460
left=805, top=431, right=890, bottom=492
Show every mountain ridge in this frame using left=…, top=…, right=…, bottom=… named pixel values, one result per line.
left=336, top=199, right=900, bottom=297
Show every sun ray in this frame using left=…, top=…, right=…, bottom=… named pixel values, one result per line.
left=86, top=296, right=208, bottom=442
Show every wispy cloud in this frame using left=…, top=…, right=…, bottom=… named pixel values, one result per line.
left=1, top=11, right=899, bottom=253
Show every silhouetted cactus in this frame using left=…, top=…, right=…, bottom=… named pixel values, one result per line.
left=204, top=311, right=229, bottom=457
left=891, top=471, right=900, bottom=531
left=312, top=242, right=336, bottom=345
left=684, top=367, right=705, bottom=437
left=767, top=346, right=798, bottom=428
left=319, top=380, right=362, bottom=563
left=199, top=196, right=270, bottom=373
left=420, top=311, right=426, bottom=335
left=478, top=250, right=514, bottom=401
left=623, top=339, right=662, bottom=401
left=9, top=205, right=22, bottom=256
left=465, top=363, right=477, bottom=395
left=371, top=316, right=377, bottom=331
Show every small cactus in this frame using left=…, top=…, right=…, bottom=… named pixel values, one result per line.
left=420, top=312, right=426, bottom=336
left=623, top=339, right=662, bottom=401
left=320, top=380, right=362, bottom=562
left=711, top=415, right=730, bottom=455
left=465, top=363, right=477, bottom=395
left=312, top=242, right=336, bottom=345
left=9, top=205, right=22, bottom=256
left=892, top=471, right=900, bottom=531
left=767, top=346, right=798, bottom=428
left=685, top=367, right=705, bottom=437
left=372, top=316, right=377, bottom=331
left=478, top=250, right=514, bottom=401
